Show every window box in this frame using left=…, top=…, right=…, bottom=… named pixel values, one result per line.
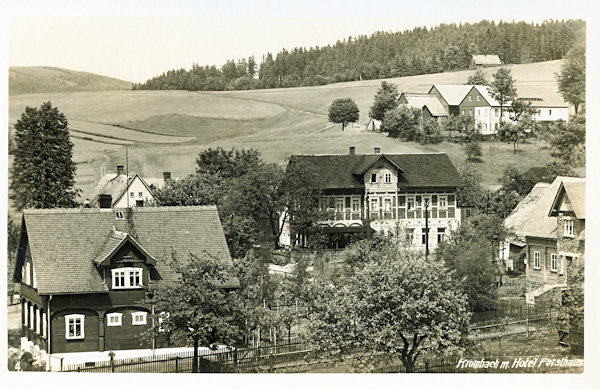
left=132, top=312, right=147, bottom=325
left=112, top=267, right=143, bottom=289
left=65, top=314, right=85, bottom=340
left=107, top=313, right=123, bottom=326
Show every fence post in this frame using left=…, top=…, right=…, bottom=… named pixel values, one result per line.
left=269, top=351, right=274, bottom=372
left=233, top=350, right=238, bottom=371
left=110, top=354, right=115, bottom=373
left=526, top=318, right=529, bottom=338
left=175, top=356, right=179, bottom=373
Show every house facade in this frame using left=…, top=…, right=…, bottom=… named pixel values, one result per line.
left=548, top=180, right=585, bottom=275
left=16, top=205, right=236, bottom=367
left=85, top=165, right=173, bottom=208
left=505, top=177, right=585, bottom=304
left=427, top=84, right=472, bottom=116
left=279, top=148, right=463, bottom=251
left=458, top=85, right=511, bottom=135
left=517, top=97, right=569, bottom=123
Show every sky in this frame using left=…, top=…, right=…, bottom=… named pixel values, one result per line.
left=5, top=0, right=595, bottom=83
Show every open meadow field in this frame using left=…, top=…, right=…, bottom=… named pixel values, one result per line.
left=9, top=60, right=580, bottom=199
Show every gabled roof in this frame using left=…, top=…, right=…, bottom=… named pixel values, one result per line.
left=351, top=154, right=404, bottom=175
left=428, top=85, right=473, bottom=106
left=549, top=180, right=586, bottom=219
left=86, top=173, right=157, bottom=206
left=399, top=93, right=448, bottom=116
left=93, top=227, right=157, bottom=266
left=290, top=153, right=462, bottom=190
left=470, top=85, right=501, bottom=106
left=505, top=176, right=585, bottom=240
left=471, top=54, right=501, bottom=65
left=21, top=206, right=236, bottom=295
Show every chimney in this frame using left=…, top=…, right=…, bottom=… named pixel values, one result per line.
left=374, top=147, right=381, bottom=154
left=98, top=194, right=113, bottom=209
left=349, top=146, right=356, bottom=155
left=116, top=165, right=124, bottom=175
left=163, top=171, right=172, bottom=181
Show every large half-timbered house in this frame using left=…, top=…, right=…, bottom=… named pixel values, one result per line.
left=279, top=147, right=463, bottom=250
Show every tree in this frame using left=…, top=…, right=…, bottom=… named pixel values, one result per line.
left=466, top=69, right=489, bottom=85
left=464, top=142, right=482, bottom=163
left=556, top=45, right=585, bottom=114
left=420, top=117, right=441, bottom=144
left=443, top=114, right=480, bottom=142
left=436, top=237, right=498, bottom=311
left=382, top=105, right=420, bottom=140
left=305, top=243, right=470, bottom=372
left=369, top=81, right=400, bottom=121
left=549, top=114, right=586, bottom=167
left=328, top=98, right=359, bottom=131
left=279, top=158, right=327, bottom=247
left=144, top=253, right=243, bottom=373
left=10, top=102, right=79, bottom=210
left=456, top=165, right=488, bottom=212
left=488, top=68, right=517, bottom=124
left=498, top=121, right=527, bottom=154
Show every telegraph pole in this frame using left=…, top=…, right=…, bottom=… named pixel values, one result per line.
left=425, top=199, right=429, bottom=260
left=126, top=147, right=129, bottom=208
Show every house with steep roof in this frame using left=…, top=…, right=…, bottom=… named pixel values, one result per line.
left=399, top=93, right=448, bottom=124
left=85, top=165, right=174, bottom=208
left=427, top=84, right=473, bottom=116
left=470, top=54, right=502, bottom=68
left=15, top=205, right=236, bottom=367
left=459, top=85, right=513, bottom=134
left=500, top=176, right=584, bottom=304
left=548, top=180, right=585, bottom=273
left=279, top=147, right=463, bottom=250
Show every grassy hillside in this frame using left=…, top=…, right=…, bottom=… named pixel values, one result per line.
left=8, top=60, right=579, bottom=200
left=9, top=67, right=133, bottom=95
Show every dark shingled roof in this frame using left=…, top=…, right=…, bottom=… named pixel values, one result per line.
left=22, top=206, right=237, bottom=295
left=291, top=153, right=462, bottom=190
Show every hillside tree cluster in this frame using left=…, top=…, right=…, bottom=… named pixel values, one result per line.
left=133, top=19, right=584, bottom=92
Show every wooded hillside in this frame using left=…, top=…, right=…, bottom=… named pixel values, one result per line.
left=134, top=19, right=584, bottom=92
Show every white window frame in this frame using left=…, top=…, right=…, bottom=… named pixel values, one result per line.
left=563, top=219, right=574, bottom=237
left=112, top=267, right=143, bottom=289
left=476, top=95, right=480, bottom=102
left=384, top=173, right=392, bottom=183
left=550, top=254, right=558, bottom=272
left=25, top=262, right=31, bottom=285
left=468, top=96, right=472, bottom=102
left=351, top=198, right=360, bottom=212
left=65, top=314, right=85, bottom=340
left=107, top=312, right=123, bottom=327
left=407, top=197, right=415, bottom=210
left=138, top=192, right=143, bottom=198
left=383, top=197, right=392, bottom=211
left=438, top=196, right=447, bottom=210
left=406, top=229, right=414, bottom=243
left=29, top=305, right=34, bottom=329
left=533, top=251, right=541, bottom=269
left=36, top=308, right=40, bottom=333
left=131, top=311, right=147, bottom=325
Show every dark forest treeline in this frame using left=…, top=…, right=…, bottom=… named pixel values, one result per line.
left=133, top=19, right=585, bottom=91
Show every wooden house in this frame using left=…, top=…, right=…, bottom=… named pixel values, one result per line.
left=470, top=54, right=502, bottom=68
left=279, top=147, right=463, bottom=250
left=15, top=205, right=236, bottom=363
